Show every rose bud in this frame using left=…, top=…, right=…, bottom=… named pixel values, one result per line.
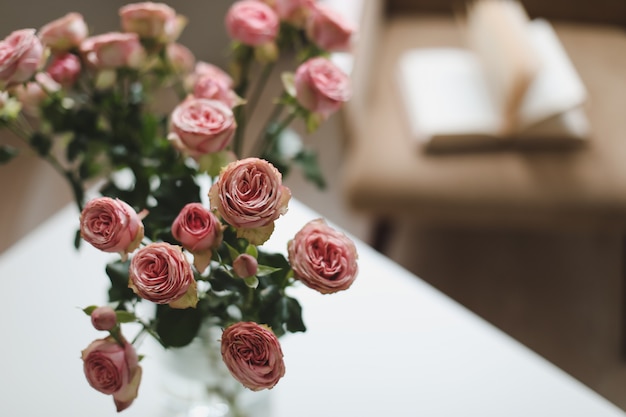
left=305, top=3, right=356, bottom=52
left=80, top=32, right=146, bottom=69
left=119, top=2, right=187, bottom=43
left=172, top=202, right=223, bottom=271
left=191, top=61, right=234, bottom=89
left=233, top=254, right=258, bottom=278
left=294, top=56, right=351, bottom=119
left=79, top=197, right=145, bottom=260
left=192, top=75, right=237, bottom=107
left=91, top=306, right=117, bottom=331
left=128, top=242, right=198, bottom=309
left=38, top=12, right=88, bottom=52
left=288, top=218, right=358, bottom=294
left=11, top=73, right=60, bottom=116
left=166, top=42, right=195, bottom=74
left=168, top=97, right=236, bottom=157
left=82, top=336, right=142, bottom=412
left=0, top=29, right=44, bottom=88
left=221, top=322, right=285, bottom=391
left=276, top=0, right=316, bottom=27
left=209, top=158, right=291, bottom=245
left=47, top=53, right=81, bottom=87
left=225, top=1, right=279, bottom=47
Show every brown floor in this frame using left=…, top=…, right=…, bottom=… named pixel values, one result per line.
left=2, top=113, right=626, bottom=410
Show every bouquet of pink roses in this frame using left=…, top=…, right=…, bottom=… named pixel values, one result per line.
left=0, top=0, right=358, bottom=413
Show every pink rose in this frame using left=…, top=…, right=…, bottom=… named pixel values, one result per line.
left=119, top=2, right=185, bottom=42
left=46, top=53, right=81, bottom=87
left=80, top=32, right=146, bottom=69
left=276, top=0, right=316, bottom=26
left=38, top=12, right=88, bottom=52
left=169, top=97, right=236, bottom=156
left=233, top=254, right=258, bottom=278
left=79, top=197, right=145, bottom=258
left=192, top=61, right=233, bottom=89
left=10, top=73, right=61, bottom=116
left=128, top=242, right=197, bottom=308
left=209, top=158, right=291, bottom=230
left=225, top=1, right=279, bottom=46
left=221, top=322, right=285, bottom=391
left=172, top=202, right=223, bottom=271
left=0, top=29, right=44, bottom=88
left=305, top=3, right=355, bottom=52
left=193, top=75, right=237, bottom=107
left=91, top=306, right=117, bottom=331
left=82, top=336, right=142, bottom=412
left=166, top=42, right=195, bottom=74
left=288, top=218, right=358, bottom=294
left=294, top=56, right=351, bottom=119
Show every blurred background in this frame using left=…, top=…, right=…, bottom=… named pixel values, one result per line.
left=1, top=0, right=626, bottom=412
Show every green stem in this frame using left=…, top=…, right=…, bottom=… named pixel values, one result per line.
left=250, top=101, right=285, bottom=157
left=232, top=47, right=254, bottom=158
left=245, top=62, right=275, bottom=120
left=257, top=110, right=297, bottom=158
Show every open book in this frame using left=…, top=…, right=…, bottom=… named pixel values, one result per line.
left=396, top=0, right=590, bottom=152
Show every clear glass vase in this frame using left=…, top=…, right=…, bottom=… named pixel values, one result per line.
left=158, top=322, right=271, bottom=417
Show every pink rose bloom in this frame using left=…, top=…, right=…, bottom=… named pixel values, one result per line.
left=192, top=61, right=233, bottom=89
left=80, top=32, right=146, bottom=69
left=172, top=203, right=223, bottom=271
left=305, top=3, right=355, bottom=52
left=79, top=197, right=145, bottom=258
left=288, top=218, right=358, bottom=294
left=46, top=53, right=81, bottom=87
left=38, top=12, right=88, bottom=52
left=119, top=2, right=185, bottom=42
left=82, top=336, right=142, bottom=412
left=193, top=75, right=237, bottom=107
left=128, top=242, right=197, bottom=308
left=221, top=322, right=285, bottom=391
left=294, top=56, right=351, bottom=119
left=91, top=306, right=117, bottom=331
left=276, top=0, right=316, bottom=26
left=11, top=72, right=61, bottom=116
left=172, top=203, right=223, bottom=253
left=233, top=254, right=258, bottom=278
left=209, top=158, right=291, bottom=229
left=166, top=42, right=195, bottom=74
left=0, top=29, right=44, bottom=88
left=169, top=97, right=236, bottom=156
left=225, top=1, right=279, bottom=46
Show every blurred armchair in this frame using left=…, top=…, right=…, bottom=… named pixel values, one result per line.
left=341, top=0, right=626, bottom=248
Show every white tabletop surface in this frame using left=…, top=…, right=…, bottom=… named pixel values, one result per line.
left=1, top=199, right=624, bottom=417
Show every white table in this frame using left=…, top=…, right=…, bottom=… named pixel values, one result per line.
left=1, top=199, right=623, bottom=417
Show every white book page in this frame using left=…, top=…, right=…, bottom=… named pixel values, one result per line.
left=396, top=48, right=500, bottom=142
left=516, top=19, right=587, bottom=129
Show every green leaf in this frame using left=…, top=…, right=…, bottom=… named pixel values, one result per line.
left=29, top=133, right=52, bottom=156
left=285, top=297, right=306, bottom=333
left=74, top=228, right=82, bottom=250
left=244, top=275, right=259, bottom=288
left=256, top=265, right=281, bottom=277
left=293, top=149, right=326, bottom=189
left=105, top=260, right=137, bottom=303
left=0, top=145, right=18, bottom=164
left=245, top=244, right=258, bottom=258
left=155, top=305, right=202, bottom=347
left=115, top=311, right=137, bottom=323
left=83, top=305, right=98, bottom=316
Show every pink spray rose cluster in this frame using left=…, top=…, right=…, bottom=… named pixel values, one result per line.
left=0, top=0, right=360, bottom=411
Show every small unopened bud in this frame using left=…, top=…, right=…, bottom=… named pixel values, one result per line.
left=91, top=306, right=117, bottom=331
left=233, top=254, right=258, bottom=278
left=254, top=42, right=278, bottom=64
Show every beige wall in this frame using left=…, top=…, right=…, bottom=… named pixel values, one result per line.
left=0, top=1, right=234, bottom=67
